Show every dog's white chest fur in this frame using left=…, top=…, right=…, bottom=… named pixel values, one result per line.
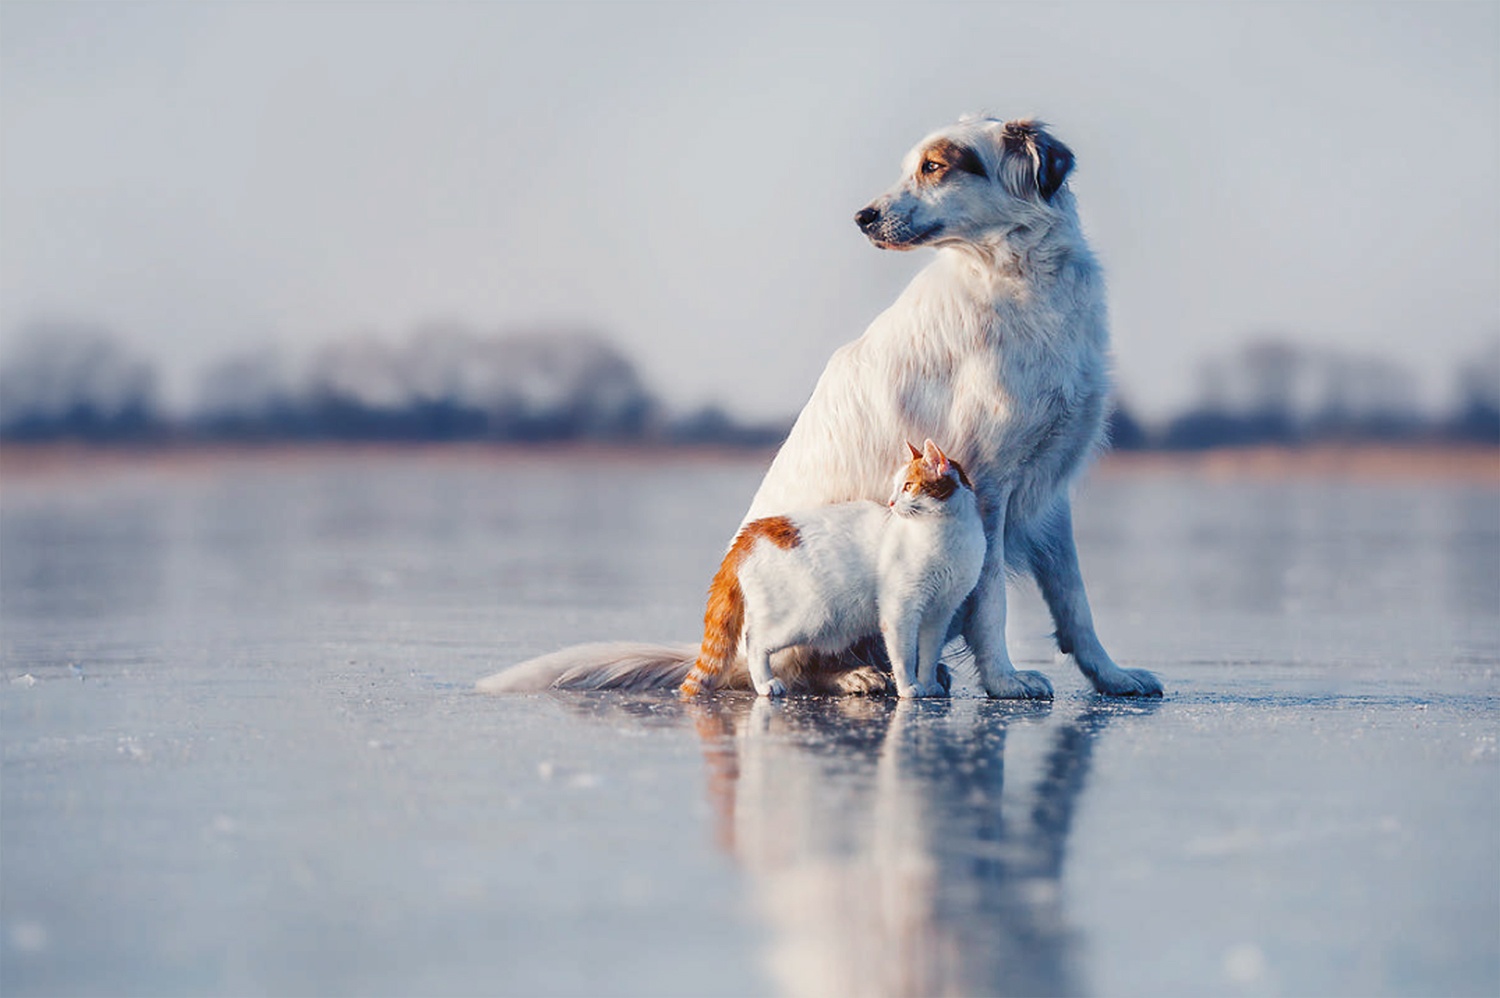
left=746, top=247, right=1108, bottom=532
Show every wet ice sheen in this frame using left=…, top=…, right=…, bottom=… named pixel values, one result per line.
left=2, top=453, right=1497, bottom=997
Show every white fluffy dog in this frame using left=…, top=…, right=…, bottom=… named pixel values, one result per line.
left=479, top=116, right=1162, bottom=698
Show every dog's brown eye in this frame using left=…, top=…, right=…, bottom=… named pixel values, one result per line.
left=921, top=159, right=943, bottom=175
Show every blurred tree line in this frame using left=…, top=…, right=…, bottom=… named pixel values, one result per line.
left=1108, top=336, right=1499, bottom=450
left=0, top=322, right=789, bottom=447
left=1, top=322, right=1496, bottom=449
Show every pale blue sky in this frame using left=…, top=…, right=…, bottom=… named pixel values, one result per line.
left=2, top=1, right=1496, bottom=420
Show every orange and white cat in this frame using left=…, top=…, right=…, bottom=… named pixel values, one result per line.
left=681, top=441, right=984, bottom=699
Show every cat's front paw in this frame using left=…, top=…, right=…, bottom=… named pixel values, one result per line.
left=755, top=677, right=787, bottom=697
left=897, top=681, right=946, bottom=698
left=983, top=669, right=1054, bottom=700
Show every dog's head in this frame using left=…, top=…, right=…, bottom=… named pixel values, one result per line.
left=854, top=117, right=1075, bottom=252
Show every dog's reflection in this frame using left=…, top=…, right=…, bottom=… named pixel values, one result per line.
left=679, top=694, right=1131, bottom=998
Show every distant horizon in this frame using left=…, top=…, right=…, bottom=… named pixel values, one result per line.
left=3, top=320, right=1495, bottom=452
left=3, top=312, right=1496, bottom=420
left=4, top=280, right=1497, bottom=424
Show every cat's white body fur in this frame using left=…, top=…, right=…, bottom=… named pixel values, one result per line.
left=478, top=116, right=1163, bottom=699
left=702, top=445, right=985, bottom=698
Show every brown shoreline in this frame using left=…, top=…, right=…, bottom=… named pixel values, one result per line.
left=0, top=441, right=782, bottom=487
left=1093, top=444, right=1500, bottom=483
left=0, top=440, right=1496, bottom=485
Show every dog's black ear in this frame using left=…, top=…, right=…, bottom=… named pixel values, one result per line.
left=1033, top=132, right=1074, bottom=201
left=999, top=120, right=1074, bottom=202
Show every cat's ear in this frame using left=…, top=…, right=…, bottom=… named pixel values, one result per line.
left=922, top=439, right=951, bottom=474
left=907, top=441, right=922, bottom=460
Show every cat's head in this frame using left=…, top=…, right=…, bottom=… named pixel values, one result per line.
left=889, top=439, right=974, bottom=516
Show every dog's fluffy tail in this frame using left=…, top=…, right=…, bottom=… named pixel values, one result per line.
left=475, top=641, right=698, bottom=693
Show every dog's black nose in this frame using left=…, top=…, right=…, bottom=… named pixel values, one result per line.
left=854, top=206, right=880, bottom=230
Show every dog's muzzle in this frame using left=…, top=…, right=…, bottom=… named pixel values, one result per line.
left=855, top=202, right=940, bottom=251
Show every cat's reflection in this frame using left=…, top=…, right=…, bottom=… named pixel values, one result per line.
left=565, top=691, right=1151, bottom=997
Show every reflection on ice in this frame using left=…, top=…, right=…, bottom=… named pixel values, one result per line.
left=576, top=692, right=1157, bottom=997
left=721, top=697, right=1082, bottom=997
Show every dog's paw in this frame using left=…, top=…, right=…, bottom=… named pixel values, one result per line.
left=913, top=680, right=948, bottom=698
left=983, top=669, right=1055, bottom=700
left=1092, top=666, right=1163, bottom=698
left=834, top=665, right=895, bottom=696
left=755, top=677, right=788, bottom=697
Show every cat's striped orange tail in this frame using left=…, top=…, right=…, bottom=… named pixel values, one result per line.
left=679, top=516, right=801, bottom=698
left=679, top=560, right=744, bottom=697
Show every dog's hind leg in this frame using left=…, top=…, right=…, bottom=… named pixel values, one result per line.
left=1021, top=499, right=1163, bottom=697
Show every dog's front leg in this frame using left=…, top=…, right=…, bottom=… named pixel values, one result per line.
left=1027, top=498, right=1163, bottom=697
left=965, top=514, right=1054, bottom=700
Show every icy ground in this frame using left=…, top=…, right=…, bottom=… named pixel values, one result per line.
left=3, top=452, right=1497, bottom=996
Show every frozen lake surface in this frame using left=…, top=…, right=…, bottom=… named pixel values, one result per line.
left=2, top=450, right=1497, bottom=996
